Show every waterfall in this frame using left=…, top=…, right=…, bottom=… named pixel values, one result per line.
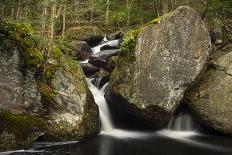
left=88, top=80, right=113, bottom=132
left=167, top=108, right=197, bottom=131
left=168, top=112, right=195, bottom=131
left=91, top=39, right=120, bottom=54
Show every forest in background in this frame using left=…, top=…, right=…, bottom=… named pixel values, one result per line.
left=0, top=0, right=231, bottom=52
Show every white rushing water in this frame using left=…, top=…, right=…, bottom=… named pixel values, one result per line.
left=91, top=40, right=120, bottom=54
left=88, top=80, right=113, bottom=132
left=88, top=79, right=151, bottom=138
left=168, top=111, right=196, bottom=131
left=87, top=78, right=199, bottom=138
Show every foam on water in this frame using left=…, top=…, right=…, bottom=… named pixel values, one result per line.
left=79, top=59, right=89, bottom=64
left=88, top=80, right=113, bottom=132
left=91, top=40, right=120, bottom=54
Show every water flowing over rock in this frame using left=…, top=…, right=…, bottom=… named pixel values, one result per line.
left=0, top=29, right=100, bottom=150
left=106, top=6, right=212, bottom=128
left=185, top=45, right=232, bottom=134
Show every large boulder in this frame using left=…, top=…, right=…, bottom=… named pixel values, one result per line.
left=106, top=6, right=212, bottom=128
left=38, top=56, right=100, bottom=141
left=185, top=45, right=232, bottom=134
left=0, top=21, right=100, bottom=151
left=0, top=36, right=44, bottom=151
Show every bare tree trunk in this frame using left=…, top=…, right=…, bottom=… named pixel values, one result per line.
left=105, top=0, right=110, bottom=25
left=0, top=4, right=4, bottom=17
left=140, top=0, right=143, bottom=26
left=90, top=2, right=93, bottom=24
left=16, top=0, right=22, bottom=20
left=49, top=3, right=56, bottom=56
left=74, top=0, right=79, bottom=24
left=62, top=4, right=66, bottom=38
left=126, top=0, right=130, bottom=26
left=154, top=0, right=160, bottom=17
left=42, top=7, right=47, bottom=35
left=11, top=8, right=14, bottom=19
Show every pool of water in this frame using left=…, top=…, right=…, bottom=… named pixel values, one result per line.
left=3, top=130, right=232, bottom=155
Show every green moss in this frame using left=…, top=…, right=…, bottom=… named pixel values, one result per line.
left=0, top=112, right=45, bottom=144
left=37, top=81, right=57, bottom=100
left=54, top=36, right=73, bottom=55
left=0, top=19, right=44, bottom=68
left=51, top=46, right=63, bottom=62
left=120, top=17, right=160, bottom=62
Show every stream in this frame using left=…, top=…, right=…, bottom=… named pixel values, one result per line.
left=2, top=39, right=232, bottom=155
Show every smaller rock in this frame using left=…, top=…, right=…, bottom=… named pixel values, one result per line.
left=185, top=45, right=232, bottom=134
left=80, top=63, right=100, bottom=76
left=108, top=31, right=124, bottom=40
left=91, top=69, right=110, bottom=88
left=108, top=56, right=118, bottom=71
left=72, top=41, right=92, bottom=61
left=89, top=49, right=120, bottom=72
left=65, top=26, right=104, bottom=46
left=100, top=45, right=120, bottom=51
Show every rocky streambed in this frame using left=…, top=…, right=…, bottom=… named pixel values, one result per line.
left=0, top=6, right=232, bottom=154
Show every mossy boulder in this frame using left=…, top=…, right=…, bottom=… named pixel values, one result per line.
left=39, top=56, right=100, bottom=141
left=185, top=44, right=232, bottom=134
left=0, top=20, right=100, bottom=151
left=65, top=26, right=104, bottom=46
left=106, top=6, right=212, bottom=128
left=0, top=33, right=45, bottom=151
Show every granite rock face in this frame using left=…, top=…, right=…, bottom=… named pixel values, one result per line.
left=0, top=37, right=44, bottom=150
left=186, top=45, right=232, bottom=134
left=106, top=6, right=212, bottom=128
left=43, top=57, right=100, bottom=141
left=0, top=30, right=100, bottom=150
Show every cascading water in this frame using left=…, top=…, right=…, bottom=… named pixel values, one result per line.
left=91, top=39, right=120, bottom=54
left=88, top=80, right=113, bottom=132
left=168, top=110, right=197, bottom=131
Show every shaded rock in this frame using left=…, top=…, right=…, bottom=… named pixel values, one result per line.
left=100, top=45, right=120, bottom=51
left=88, top=57, right=108, bottom=71
left=65, top=26, right=104, bottom=46
left=108, top=56, right=118, bottom=71
left=106, top=6, right=212, bottom=128
left=89, top=49, right=120, bottom=72
left=91, top=69, right=110, bottom=88
left=71, top=41, right=92, bottom=61
left=108, top=31, right=124, bottom=40
left=80, top=63, right=100, bottom=76
left=185, top=45, right=232, bottom=134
